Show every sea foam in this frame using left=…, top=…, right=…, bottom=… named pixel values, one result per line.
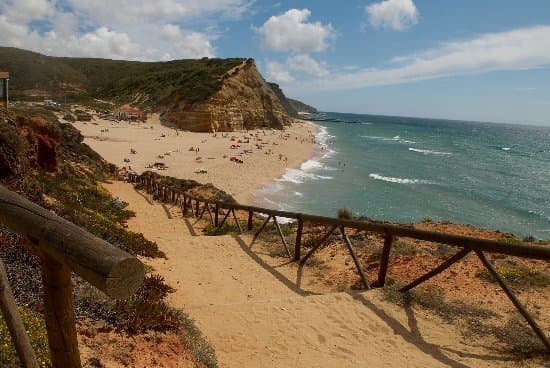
left=361, top=135, right=417, bottom=144
left=369, top=173, right=434, bottom=184
left=408, top=148, right=452, bottom=155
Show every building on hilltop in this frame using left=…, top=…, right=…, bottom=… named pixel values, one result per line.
left=115, top=105, right=143, bottom=121
left=0, top=72, right=9, bottom=108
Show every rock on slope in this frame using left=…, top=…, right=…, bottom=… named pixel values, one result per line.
left=160, top=59, right=294, bottom=132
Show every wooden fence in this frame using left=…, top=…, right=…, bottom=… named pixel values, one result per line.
left=0, top=185, right=145, bottom=368
left=129, top=173, right=550, bottom=353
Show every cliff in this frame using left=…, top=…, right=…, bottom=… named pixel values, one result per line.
left=160, top=59, right=294, bottom=132
left=267, top=82, right=299, bottom=117
left=288, top=98, right=318, bottom=114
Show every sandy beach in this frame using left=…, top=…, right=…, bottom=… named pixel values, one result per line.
left=72, top=113, right=318, bottom=203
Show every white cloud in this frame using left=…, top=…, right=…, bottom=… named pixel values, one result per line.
left=1, top=0, right=56, bottom=22
left=0, top=0, right=251, bottom=60
left=365, top=0, right=419, bottom=31
left=287, top=54, right=328, bottom=77
left=65, top=0, right=251, bottom=27
left=266, top=61, right=294, bottom=83
left=254, top=8, right=334, bottom=53
left=288, top=26, right=550, bottom=92
left=161, top=27, right=215, bottom=59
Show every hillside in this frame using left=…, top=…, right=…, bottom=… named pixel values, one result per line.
left=0, top=47, right=243, bottom=105
left=0, top=47, right=317, bottom=131
left=288, top=98, right=318, bottom=113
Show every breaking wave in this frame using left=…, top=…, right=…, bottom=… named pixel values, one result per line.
left=369, top=173, right=434, bottom=184
left=408, top=148, right=452, bottom=155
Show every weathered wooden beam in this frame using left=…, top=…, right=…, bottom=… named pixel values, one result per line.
left=375, top=232, right=393, bottom=287
left=218, top=208, right=231, bottom=228
left=400, top=248, right=471, bottom=292
left=294, top=218, right=304, bottom=262
left=231, top=209, right=243, bottom=233
left=205, top=203, right=214, bottom=225
left=251, top=216, right=272, bottom=245
left=300, top=225, right=337, bottom=265
left=0, top=185, right=144, bottom=299
left=341, top=226, right=370, bottom=289
left=182, top=195, right=188, bottom=214
left=475, top=250, right=550, bottom=352
left=0, top=259, right=40, bottom=368
left=41, top=254, right=82, bottom=368
left=247, top=210, right=253, bottom=230
left=194, top=203, right=207, bottom=224
left=273, top=217, right=292, bottom=258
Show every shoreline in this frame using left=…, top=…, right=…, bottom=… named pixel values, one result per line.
left=243, top=119, right=321, bottom=205
left=71, top=112, right=319, bottom=205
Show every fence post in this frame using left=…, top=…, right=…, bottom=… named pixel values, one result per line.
left=294, top=218, right=304, bottom=262
left=0, top=259, right=40, bottom=368
left=247, top=210, right=253, bottom=230
left=376, top=232, right=393, bottom=287
left=41, top=254, right=82, bottom=368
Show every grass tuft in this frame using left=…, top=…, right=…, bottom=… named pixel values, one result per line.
left=0, top=306, right=50, bottom=368
left=202, top=223, right=238, bottom=236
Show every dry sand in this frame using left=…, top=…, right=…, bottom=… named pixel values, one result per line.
left=104, top=181, right=513, bottom=368
left=72, top=114, right=317, bottom=203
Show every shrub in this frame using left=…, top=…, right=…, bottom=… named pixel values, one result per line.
left=498, top=235, right=522, bottom=245
left=63, top=113, right=76, bottom=122
left=0, top=306, right=50, bottom=368
left=477, top=266, right=550, bottom=288
left=337, top=208, right=352, bottom=220
left=382, top=280, right=494, bottom=322
left=202, top=223, right=238, bottom=236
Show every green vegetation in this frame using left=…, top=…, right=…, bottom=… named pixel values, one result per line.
left=62, top=113, right=76, bottom=122
left=0, top=306, right=50, bottom=368
left=203, top=223, right=239, bottom=236
left=383, top=280, right=495, bottom=323
left=0, top=46, right=244, bottom=107
left=477, top=265, right=550, bottom=288
left=337, top=208, right=352, bottom=220
left=382, top=280, right=548, bottom=358
left=498, top=234, right=522, bottom=245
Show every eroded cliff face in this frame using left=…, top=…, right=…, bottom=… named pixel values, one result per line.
left=160, top=59, right=294, bottom=132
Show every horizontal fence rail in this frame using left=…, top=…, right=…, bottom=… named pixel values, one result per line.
left=0, top=185, right=145, bottom=368
left=128, top=173, right=550, bottom=353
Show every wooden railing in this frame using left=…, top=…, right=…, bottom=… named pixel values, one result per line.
left=129, top=173, right=550, bottom=353
left=0, top=185, right=145, bottom=367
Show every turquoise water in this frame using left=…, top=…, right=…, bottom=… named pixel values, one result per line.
left=253, top=112, right=550, bottom=239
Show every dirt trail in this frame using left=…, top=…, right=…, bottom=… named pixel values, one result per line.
left=105, top=181, right=510, bottom=368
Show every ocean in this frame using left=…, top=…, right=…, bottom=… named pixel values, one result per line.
left=253, top=112, right=550, bottom=239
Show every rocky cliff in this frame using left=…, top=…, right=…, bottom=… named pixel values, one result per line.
left=288, top=98, right=318, bottom=114
left=160, top=59, right=294, bottom=132
left=267, top=82, right=299, bottom=117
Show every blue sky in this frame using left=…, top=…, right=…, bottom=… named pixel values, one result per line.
left=1, top=0, right=550, bottom=125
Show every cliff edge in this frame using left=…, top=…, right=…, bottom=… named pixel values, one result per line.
left=160, top=59, right=293, bottom=132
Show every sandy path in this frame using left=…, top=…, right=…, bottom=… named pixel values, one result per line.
left=105, top=181, right=510, bottom=368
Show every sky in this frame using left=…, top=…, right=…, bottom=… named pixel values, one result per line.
left=1, top=0, right=550, bottom=126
